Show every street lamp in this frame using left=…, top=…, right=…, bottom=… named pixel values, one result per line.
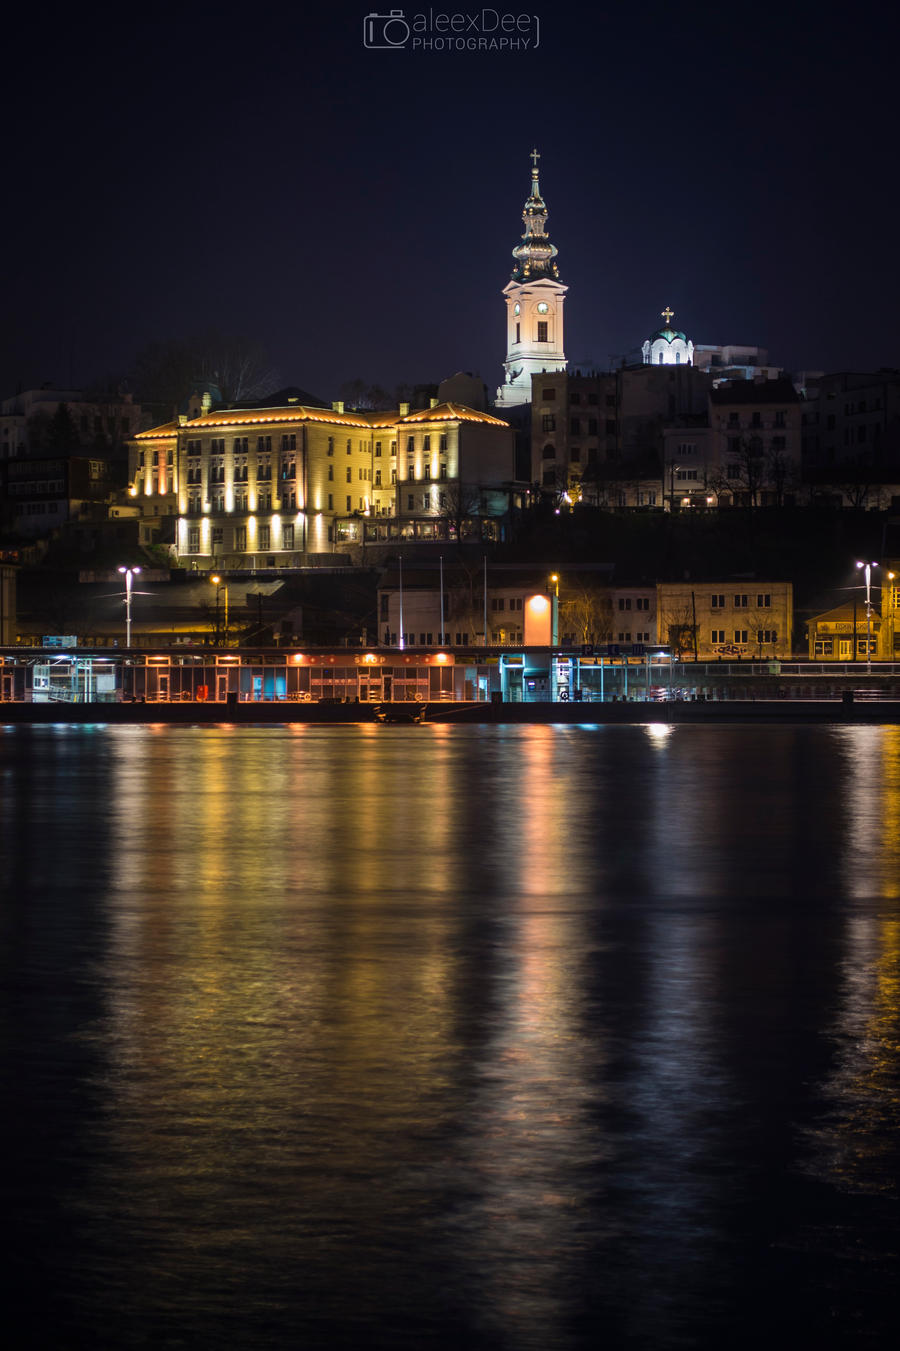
left=117, top=566, right=141, bottom=647
left=210, top=573, right=229, bottom=647
left=856, top=560, right=879, bottom=671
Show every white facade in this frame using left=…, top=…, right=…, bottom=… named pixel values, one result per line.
left=641, top=311, right=694, bottom=367
left=496, top=152, right=567, bottom=408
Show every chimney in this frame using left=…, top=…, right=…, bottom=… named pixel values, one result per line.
left=399, top=402, right=410, bottom=416
left=332, top=400, right=345, bottom=414
left=429, top=397, right=439, bottom=409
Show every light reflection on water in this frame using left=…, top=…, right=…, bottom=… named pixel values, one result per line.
left=1, top=724, right=899, bottom=1349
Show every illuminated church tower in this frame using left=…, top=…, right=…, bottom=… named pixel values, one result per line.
left=495, top=150, right=567, bottom=408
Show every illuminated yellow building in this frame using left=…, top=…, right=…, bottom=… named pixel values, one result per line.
left=129, top=399, right=515, bottom=568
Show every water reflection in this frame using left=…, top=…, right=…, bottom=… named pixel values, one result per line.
left=1, top=724, right=900, bottom=1347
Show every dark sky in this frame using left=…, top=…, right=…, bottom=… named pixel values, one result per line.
left=4, top=1, right=898, bottom=402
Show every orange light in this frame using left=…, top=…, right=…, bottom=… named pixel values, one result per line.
left=435, top=652, right=448, bottom=662
left=528, top=594, right=550, bottom=613
left=292, top=653, right=305, bottom=663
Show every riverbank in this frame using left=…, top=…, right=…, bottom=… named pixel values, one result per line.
left=3, top=699, right=900, bottom=725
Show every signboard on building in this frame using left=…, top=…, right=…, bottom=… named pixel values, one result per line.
left=42, top=635, right=78, bottom=648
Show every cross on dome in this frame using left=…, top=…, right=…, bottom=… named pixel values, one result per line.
left=661, top=306, right=675, bottom=326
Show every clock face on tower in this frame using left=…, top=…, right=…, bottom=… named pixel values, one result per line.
left=537, top=302, right=549, bottom=314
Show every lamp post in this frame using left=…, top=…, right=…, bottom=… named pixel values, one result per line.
left=856, top=560, right=879, bottom=671
left=210, top=573, right=229, bottom=647
left=117, top=565, right=141, bottom=647
left=549, top=573, right=559, bottom=646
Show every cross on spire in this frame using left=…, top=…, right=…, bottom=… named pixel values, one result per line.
left=661, top=305, right=675, bottom=325
left=530, top=147, right=540, bottom=172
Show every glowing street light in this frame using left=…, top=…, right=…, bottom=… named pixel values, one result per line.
left=117, top=565, right=141, bottom=647
left=210, top=573, right=229, bottom=647
left=856, top=560, right=879, bottom=671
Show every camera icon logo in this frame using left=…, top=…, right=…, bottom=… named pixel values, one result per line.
left=363, top=9, right=410, bottom=48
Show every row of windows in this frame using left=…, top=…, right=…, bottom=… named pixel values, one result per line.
left=187, top=523, right=297, bottom=553
left=710, top=594, right=773, bottom=608
left=710, top=630, right=779, bottom=644
left=617, top=597, right=650, bottom=611
left=490, top=597, right=524, bottom=611
left=725, top=411, right=788, bottom=428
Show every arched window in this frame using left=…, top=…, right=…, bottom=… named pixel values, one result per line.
left=542, top=444, right=555, bottom=460
left=675, top=351, right=681, bottom=364
left=658, top=351, right=664, bottom=364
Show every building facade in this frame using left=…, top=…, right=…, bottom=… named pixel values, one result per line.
left=657, top=581, right=793, bottom=659
left=496, top=151, right=567, bottom=408
left=129, top=399, right=515, bottom=568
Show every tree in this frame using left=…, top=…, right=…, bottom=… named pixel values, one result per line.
left=45, top=403, right=81, bottom=452
left=559, top=585, right=613, bottom=645
left=132, top=332, right=280, bottom=414
left=660, top=601, right=698, bottom=659
left=436, top=480, right=485, bottom=544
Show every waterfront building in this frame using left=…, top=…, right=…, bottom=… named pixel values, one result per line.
left=495, top=150, right=567, bottom=409
left=656, top=581, right=793, bottom=660
left=129, top=399, right=515, bottom=567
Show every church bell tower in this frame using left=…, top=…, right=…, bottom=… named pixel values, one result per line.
left=496, top=149, right=567, bottom=408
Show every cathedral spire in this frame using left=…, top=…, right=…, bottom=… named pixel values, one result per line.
left=510, top=148, right=560, bottom=282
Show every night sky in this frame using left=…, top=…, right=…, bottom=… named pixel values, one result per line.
left=5, top=1, right=897, bottom=402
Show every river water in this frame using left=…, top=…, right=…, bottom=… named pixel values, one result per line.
left=1, top=724, right=898, bottom=1349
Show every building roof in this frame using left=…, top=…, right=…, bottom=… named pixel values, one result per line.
left=399, top=402, right=509, bottom=427
left=182, top=405, right=375, bottom=430
left=648, top=327, right=688, bottom=343
left=134, top=421, right=179, bottom=440
left=710, top=378, right=801, bottom=405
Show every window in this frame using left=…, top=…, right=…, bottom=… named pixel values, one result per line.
left=588, top=418, right=598, bottom=435
left=676, top=469, right=698, bottom=481
left=188, top=526, right=200, bottom=553
left=541, top=414, right=556, bottom=432
left=346, top=440, right=352, bottom=454
left=328, top=465, right=334, bottom=481
left=618, top=598, right=632, bottom=611
left=734, top=594, right=748, bottom=608
left=727, top=464, right=741, bottom=480
left=439, top=434, right=448, bottom=453
left=757, top=629, right=777, bottom=644
left=327, top=438, right=334, bottom=456
left=570, top=417, right=580, bottom=434
left=283, top=524, right=294, bottom=550
left=618, top=631, right=632, bottom=642
left=728, top=412, right=739, bottom=427
left=375, top=470, right=382, bottom=486
left=537, top=322, right=548, bottom=342
left=407, top=494, right=414, bottom=510
left=636, top=597, right=649, bottom=610
left=235, top=526, right=247, bottom=551
left=775, top=411, right=786, bottom=428
left=211, top=527, right=223, bottom=547
left=711, top=630, right=725, bottom=644
left=542, top=388, right=556, bottom=400
left=407, top=437, right=415, bottom=454
left=570, top=447, right=580, bottom=463
left=439, top=463, right=447, bottom=480
left=711, top=594, right=726, bottom=608
left=733, top=629, right=748, bottom=644
left=515, top=322, right=520, bottom=343
left=327, top=493, right=333, bottom=509
left=757, top=593, right=771, bottom=607
left=346, top=466, right=352, bottom=482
